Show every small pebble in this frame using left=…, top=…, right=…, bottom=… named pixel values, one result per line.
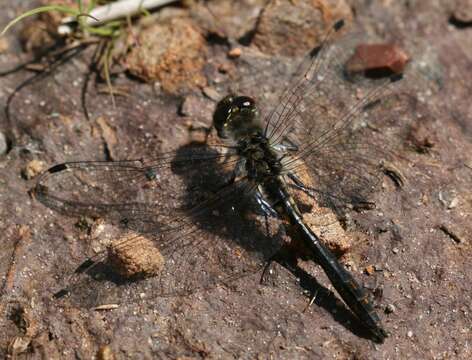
left=228, top=47, right=242, bottom=58
left=392, top=247, right=399, bottom=254
left=451, top=0, right=472, bottom=24
left=345, top=43, right=409, bottom=76
left=447, top=196, right=459, bottom=209
left=0, top=131, right=8, bottom=155
left=0, top=37, right=9, bottom=53
left=23, top=160, right=46, bottom=179
left=365, top=265, right=375, bottom=275
left=202, top=86, right=220, bottom=101
left=407, top=330, right=413, bottom=338
left=385, top=304, right=396, bottom=314
left=217, top=63, right=229, bottom=73
left=179, top=96, right=197, bottom=117
left=108, top=234, right=164, bottom=278
left=97, top=345, right=115, bottom=360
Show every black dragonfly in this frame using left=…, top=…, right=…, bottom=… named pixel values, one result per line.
left=33, top=19, right=422, bottom=343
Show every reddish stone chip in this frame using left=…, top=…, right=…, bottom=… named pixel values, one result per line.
left=346, top=44, right=410, bottom=76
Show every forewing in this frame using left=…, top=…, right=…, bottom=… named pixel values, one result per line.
left=262, top=23, right=433, bottom=210
left=34, top=143, right=280, bottom=302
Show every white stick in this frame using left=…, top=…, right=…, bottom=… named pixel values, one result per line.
left=58, top=0, right=179, bottom=35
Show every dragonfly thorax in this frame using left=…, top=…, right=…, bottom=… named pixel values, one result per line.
left=238, top=133, right=284, bottom=183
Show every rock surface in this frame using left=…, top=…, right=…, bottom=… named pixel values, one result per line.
left=0, top=0, right=471, bottom=359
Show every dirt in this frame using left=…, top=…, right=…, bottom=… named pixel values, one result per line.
left=0, top=0, right=471, bottom=359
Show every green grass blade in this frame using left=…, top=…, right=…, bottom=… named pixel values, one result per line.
left=85, top=21, right=122, bottom=37
left=1, top=5, right=80, bottom=36
left=86, top=0, right=96, bottom=13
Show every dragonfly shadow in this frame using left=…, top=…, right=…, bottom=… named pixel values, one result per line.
left=170, top=140, right=281, bottom=260
left=277, top=257, right=383, bottom=342
left=172, top=141, right=380, bottom=342
left=53, top=258, right=139, bottom=308
left=51, top=139, right=281, bottom=305
left=47, top=139, right=382, bottom=341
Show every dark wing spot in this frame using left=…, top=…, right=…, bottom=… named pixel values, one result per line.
left=48, top=163, right=68, bottom=174
left=334, top=19, right=345, bottom=32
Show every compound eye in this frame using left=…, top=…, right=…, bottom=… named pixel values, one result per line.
left=234, top=96, right=255, bottom=110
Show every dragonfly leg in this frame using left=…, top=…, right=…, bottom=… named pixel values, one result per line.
left=287, top=172, right=316, bottom=196
left=188, top=123, right=212, bottom=142
left=215, top=161, right=246, bottom=192
left=255, top=189, right=279, bottom=218
left=259, top=242, right=298, bottom=285
left=287, top=172, right=376, bottom=211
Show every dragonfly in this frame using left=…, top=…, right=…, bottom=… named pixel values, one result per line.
left=33, top=19, right=420, bottom=343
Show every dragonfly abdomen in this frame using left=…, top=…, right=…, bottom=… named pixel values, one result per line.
left=275, top=186, right=388, bottom=342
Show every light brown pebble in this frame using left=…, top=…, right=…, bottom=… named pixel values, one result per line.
left=202, top=86, right=220, bottom=101
left=97, top=345, right=116, bottom=360
left=451, top=0, right=472, bottom=24
left=23, top=160, right=46, bottom=179
left=228, top=47, right=242, bottom=58
left=365, top=265, right=375, bottom=275
left=385, top=304, right=396, bottom=314
left=107, top=234, right=164, bottom=279
left=0, top=37, right=9, bottom=53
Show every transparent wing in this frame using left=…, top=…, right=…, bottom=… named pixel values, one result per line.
left=262, top=22, right=427, bottom=211
left=33, top=142, right=282, bottom=303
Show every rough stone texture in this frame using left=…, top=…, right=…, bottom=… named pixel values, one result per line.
left=345, top=43, right=410, bottom=76
left=18, top=0, right=76, bottom=54
left=107, top=234, right=164, bottom=279
left=124, top=11, right=208, bottom=94
left=451, top=0, right=472, bottom=24
left=0, top=0, right=471, bottom=359
left=291, top=163, right=354, bottom=256
left=190, top=0, right=267, bottom=41
left=252, top=0, right=353, bottom=56
left=22, top=159, right=46, bottom=180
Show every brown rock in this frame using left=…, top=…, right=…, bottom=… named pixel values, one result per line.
left=189, top=0, right=266, bottom=41
left=0, top=38, right=9, bottom=54
left=345, top=43, right=410, bottom=77
left=289, top=163, right=353, bottom=256
left=124, top=15, right=207, bottom=94
left=252, top=0, right=352, bottom=57
left=18, top=0, right=75, bottom=53
left=23, top=160, right=46, bottom=179
left=406, top=120, right=436, bottom=154
left=365, top=264, right=375, bottom=275
left=8, top=336, right=31, bottom=358
left=19, top=19, right=58, bottom=54
left=451, top=0, right=472, bottom=24
left=107, top=234, right=164, bottom=279
left=97, top=345, right=116, bottom=360
left=228, top=47, right=242, bottom=58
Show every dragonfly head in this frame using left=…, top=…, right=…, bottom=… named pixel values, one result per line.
left=213, top=95, right=261, bottom=140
